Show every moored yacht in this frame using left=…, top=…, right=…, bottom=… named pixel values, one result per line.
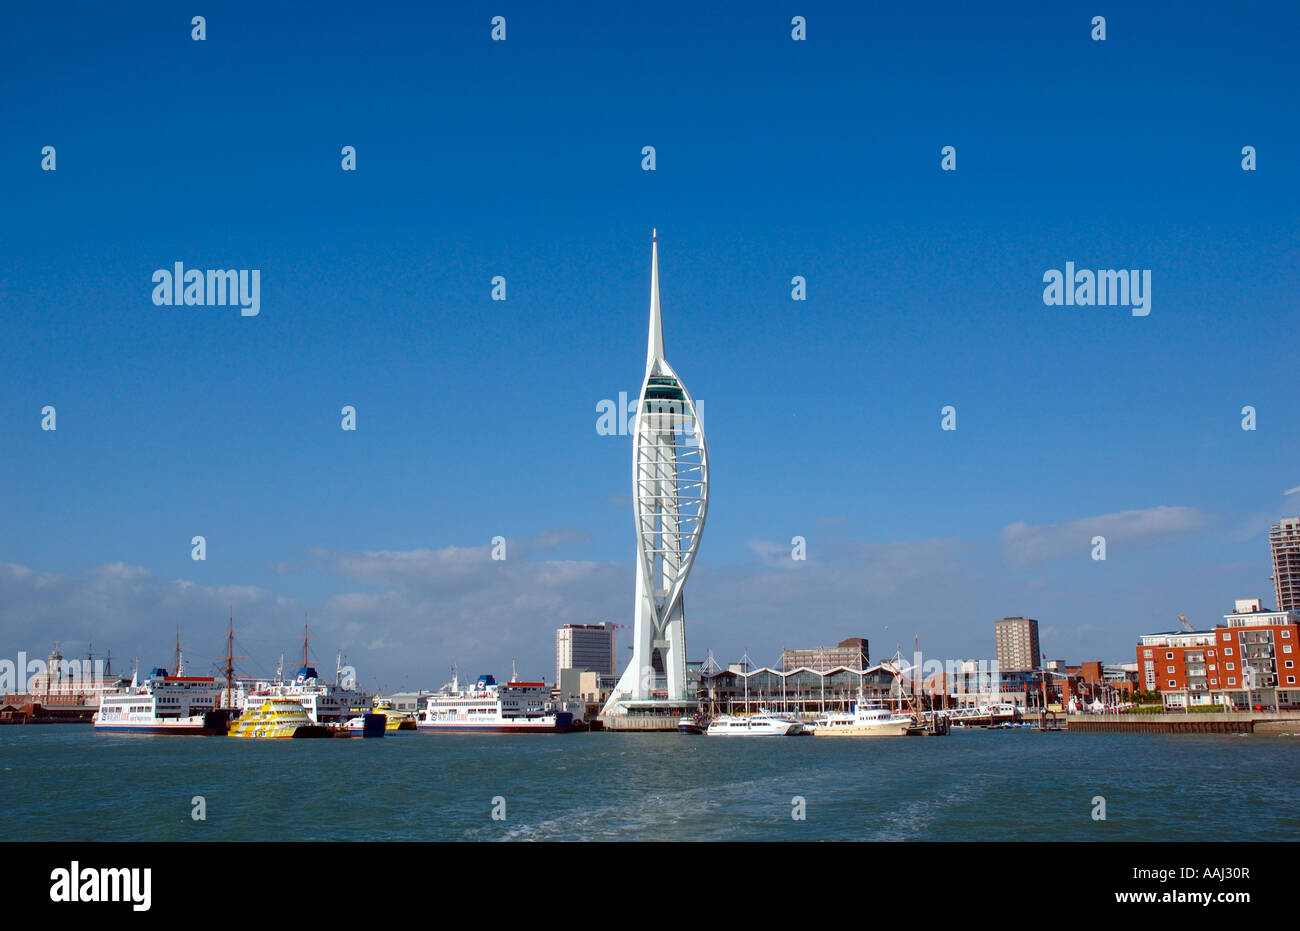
left=706, top=711, right=800, bottom=737
left=812, top=700, right=914, bottom=737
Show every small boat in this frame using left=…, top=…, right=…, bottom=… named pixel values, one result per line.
left=706, top=711, right=800, bottom=737
left=368, top=699, right=417, bottom=731
left=229, top=697, right=335, bottom=739
left=677, top=712, right=708, bottom=735
left=906, top=713, right=950, bottom=736
left=342, top=713, right=388, bottom=737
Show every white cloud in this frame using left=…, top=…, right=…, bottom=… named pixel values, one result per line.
left=0, top=530, right=625, bottom=691
left=1001, top=506, right=1208, bottom=565
left=697, top=537, right=983, bottom=665
left=0, top=510, right=1262, bottom=692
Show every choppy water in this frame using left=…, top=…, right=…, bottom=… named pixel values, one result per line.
left=2, top=726, right=1298, bottom=841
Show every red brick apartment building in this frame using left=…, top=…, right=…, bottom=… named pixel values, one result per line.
left=1137, top=599, right=1300, bottom=709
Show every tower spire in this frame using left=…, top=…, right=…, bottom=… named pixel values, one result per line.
left=646, top=229, right=664, bottom=367
left=603, top=230, right=710, bottom=721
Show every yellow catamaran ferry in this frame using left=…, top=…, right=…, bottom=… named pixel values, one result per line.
left=228, top=697, right=336, bottom=739
left=367, top=699, right=417, bottom=732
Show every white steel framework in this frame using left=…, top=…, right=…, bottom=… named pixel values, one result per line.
left=602, top=230, right=709, bottom=715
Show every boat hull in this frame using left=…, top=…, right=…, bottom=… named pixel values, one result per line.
left=292, top=725, right=339, bottom=738
left=812, top=722, right=911, bottom=737
left=343, top=713, right=388, bottom=737
left=415, top=720, right=572, bottom=734
left=93, top=722, right=226, bottom=736
left=706, top=720, right=798, bottom=736
left=93, top=709, right=232, bottom=736
left=229, top=724, right=337, bottom=739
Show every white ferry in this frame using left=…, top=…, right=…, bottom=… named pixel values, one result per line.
left=231, top=663, right=367, bottom=724
left=416, top=672, right=573, bottom=733
left=706, top=711, right=800, bottom=737
left=94, top=668, right=231, bottom=735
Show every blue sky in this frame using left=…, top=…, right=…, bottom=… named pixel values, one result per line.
left=1, top=1, right=1297, bottom=688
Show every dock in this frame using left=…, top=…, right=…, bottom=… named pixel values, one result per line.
left=599, top=714, right=684, bottom=731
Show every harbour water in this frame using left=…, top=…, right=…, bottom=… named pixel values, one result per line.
left=3, top=727, right=1299, bottom=841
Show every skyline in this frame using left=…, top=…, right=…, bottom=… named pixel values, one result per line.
left=3, top=0, right=1299, bottom=690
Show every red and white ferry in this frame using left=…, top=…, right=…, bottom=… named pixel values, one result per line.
left=416, top=672, right=573, bottom=733
left=94, top=668, right=231, bottom=735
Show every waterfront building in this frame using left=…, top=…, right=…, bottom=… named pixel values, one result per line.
left=378, top=691, right=430, bottom=714
left=781, top=637, right=869, bottom=671
left=14, top=645, right=128, bottom=707
left=998, top=668, right=1048, bottom=709
left=556, top=669, right=618, bottom=726
left=557, top=669, right=610, bottom=704
left=1136, top=598, right=1300, bottom=709
left=948, top=659, right=999, bottom=707
left=1136, top=628, right=1217, bottom=701
left=700, top=664, right=899, bottom=715
left=1271, top=517, right=1300, bottom=612
left=994, top=617, right=1041, bottom=671
left=555, top=623, right=616, bottom=684
left=1082, top=661, right=1137, bottom=696
left=602, top=231, right=709, bottom=723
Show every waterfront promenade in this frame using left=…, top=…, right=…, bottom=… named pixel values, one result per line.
left=1067, top=711, right=1300, bottom=734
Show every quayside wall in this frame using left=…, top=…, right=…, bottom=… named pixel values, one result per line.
left=1066, top=712, right=1300, bottom=734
